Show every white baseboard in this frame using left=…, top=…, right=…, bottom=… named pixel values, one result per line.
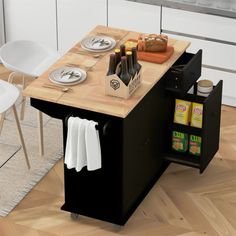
left=222, top=96, right=236, bottom=107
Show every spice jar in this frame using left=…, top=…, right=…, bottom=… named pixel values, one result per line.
left=197, top=79, right=213, bottom=97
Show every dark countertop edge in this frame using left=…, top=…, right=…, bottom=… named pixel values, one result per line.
left=126, top=0, right=236, bottom=19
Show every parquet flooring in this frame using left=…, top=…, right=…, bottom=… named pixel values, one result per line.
left=1, top=65, right=236, bottom=235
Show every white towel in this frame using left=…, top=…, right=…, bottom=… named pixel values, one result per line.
left=75, top=119, right=87, bottom=172
left=64, top=117, right=101, bottom=172
left=85, top=120, right=102, bottom=171
left=64, top=117, right=79, bottom=169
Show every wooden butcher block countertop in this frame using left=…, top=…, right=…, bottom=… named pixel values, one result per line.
left=23, top=25, right=190, bottom=118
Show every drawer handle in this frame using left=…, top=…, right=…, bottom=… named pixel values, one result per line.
left=103, top=121, right=111, bottom=136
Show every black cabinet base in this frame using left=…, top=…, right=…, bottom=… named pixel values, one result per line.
left=31, top=75, right=171, bottom=225
left=30, top=64, right=222, bottom=225
left=61, top=161, right=169, bottom=225
left=30, top=52, right=221, bottom=224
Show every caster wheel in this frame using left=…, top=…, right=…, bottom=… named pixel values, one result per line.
left=70, top=213, right=79, bottom=220
left=113, top=224, right=122, bottom=231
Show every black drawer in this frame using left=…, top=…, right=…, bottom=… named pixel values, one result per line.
left=163, top=80, right=223, bottom=173
left=165, top=50, right=202, bottom=94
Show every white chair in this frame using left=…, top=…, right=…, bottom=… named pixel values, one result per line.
left=0, top=40, right=60, bottom=156
left=0, top=80, right=30, bottom=169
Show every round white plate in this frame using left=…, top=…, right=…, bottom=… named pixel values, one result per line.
left=49, top=67, right=87, bottom=85
left=81, top=36, right=116, bottom=52
left=50, top=67, right=82, bottom=83
left=81, top=36, right=112, bottom=50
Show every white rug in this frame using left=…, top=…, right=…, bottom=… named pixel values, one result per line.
left=0, top=142, right=20, bottom=168
left=0, top=98, right=63, bottom=216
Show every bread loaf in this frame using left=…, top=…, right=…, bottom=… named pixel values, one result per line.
left=137, top=34, right=168, bottom=52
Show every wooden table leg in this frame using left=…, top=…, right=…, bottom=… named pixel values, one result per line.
left=12, top=104, right=30, bottom=169
left=38, top=111, right=44, bottom=156
left=0, top=112, right=5, bottom=135
left=20, top=76, right=26, bottom=120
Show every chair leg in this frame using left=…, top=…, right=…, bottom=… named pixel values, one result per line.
left=20, top=76, right=26, bottom=120
left=38, top=111, right=44, bottom=156
left=8, top=71, right=16, bottom=83
left=0, top=112, right=5, bottom=135
left=12, top=104, right=30, bottom=170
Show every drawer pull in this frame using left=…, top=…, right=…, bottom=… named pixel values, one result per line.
left=103, top=121, right=111, bottom=136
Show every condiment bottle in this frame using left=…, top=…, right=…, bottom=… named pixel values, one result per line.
left=131, top=47, right=141, bottom=73
left=106, top=54, right=116, bottom=76
left=120, top=56, right=131, bottom=86
left=120, top=44, right=126, bottom=57
left=126, top=51, right=136, bottom=79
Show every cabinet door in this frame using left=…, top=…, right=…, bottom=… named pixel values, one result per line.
left=4, top=0, right=57, bottom=50
left=108, top=0, right=160, bottom=34
left=201, top=68, right=236, bottom=107
left=57, top=0, right=107, bottom=54
left=165, top=33, right=236, bottom=72
left=162, top=7, right=236, bottom=43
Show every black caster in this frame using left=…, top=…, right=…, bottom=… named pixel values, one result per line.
left=113, top=224, right=122, bottom=231
left=70, top=213, right=79, bottom=220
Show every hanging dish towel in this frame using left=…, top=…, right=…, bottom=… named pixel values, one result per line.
left=85, top=120, right=102, bottom=171
left=64, top=117, right=80, bottom=169
left=75, top=119, right=87, bottom=172
left=64, top=117, right=101, bottom=172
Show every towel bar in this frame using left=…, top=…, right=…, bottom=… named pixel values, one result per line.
left=64, top=114, right=111, bottom=136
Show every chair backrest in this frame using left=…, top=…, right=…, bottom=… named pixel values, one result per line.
left=0, top=80, right=19, bottom=113
left=0, top=40, right=59, bottom=77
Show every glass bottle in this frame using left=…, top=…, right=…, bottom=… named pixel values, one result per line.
left=114, top=49, right=121, bottom=76
left=120, top=56, right=131, bottom=86
left=106, top=54, right=116, bottom=76
left=115, top=48, right=121, bottom=66
left=126, top=51, right=136, bottom=79
left=131, top=47, right=141, bottom=73
left=120, top=44, right=126, bottom=57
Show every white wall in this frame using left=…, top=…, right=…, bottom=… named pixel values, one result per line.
left=57, top=0, right=107, bottom=54
left=4, top=0, right=57, bottom=50
left=0, top=0, right=5, bottom=46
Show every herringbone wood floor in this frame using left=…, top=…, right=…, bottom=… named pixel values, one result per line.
left=1, top=65, right=236, bottom=235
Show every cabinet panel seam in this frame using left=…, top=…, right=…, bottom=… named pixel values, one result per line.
left=162, top=29, right=236, bottom=46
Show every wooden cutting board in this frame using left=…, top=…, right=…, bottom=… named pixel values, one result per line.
left=125, top=39, right=174, bottom=64
left=137, top=46, right=174, bottom=64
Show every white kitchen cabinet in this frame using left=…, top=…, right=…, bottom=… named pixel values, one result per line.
left=201, top=67, right=236, bottom=107
left=162, top=8, right=236, bottom=43
left=167, top=31, right=236, bottom=106
left=57, top=0, right=107, bottom=54
left=4, top=0, right=57, bottom=50
left=165, top=33, right=236, bottom=72
left=108, top=0, right=160, bottom=34
left=162, top=7, right=236, bottom=106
